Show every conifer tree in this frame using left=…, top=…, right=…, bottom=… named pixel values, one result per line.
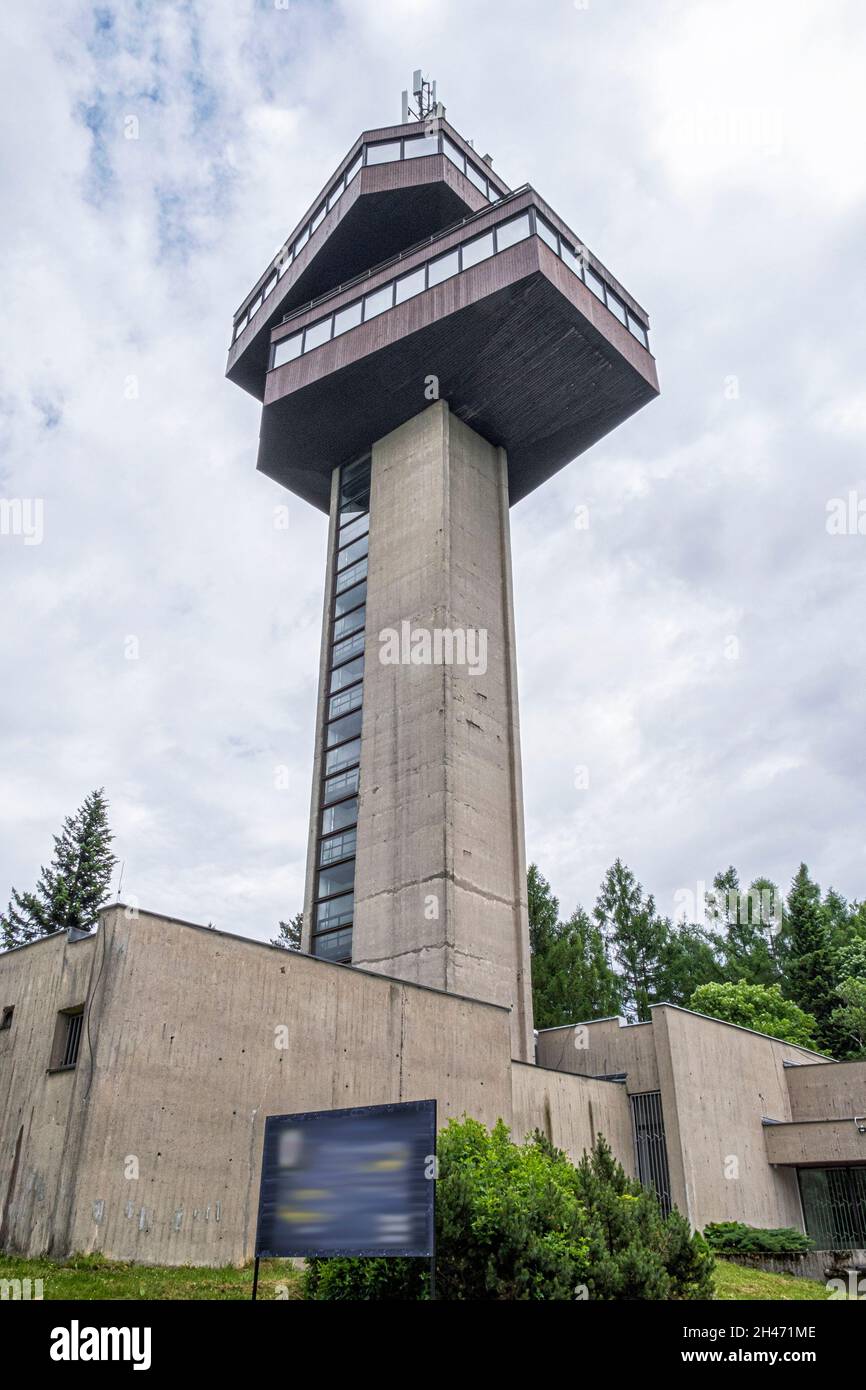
left=786, top=863, right=836, bottom=1047
left=1, top=789, right=116, bottom=950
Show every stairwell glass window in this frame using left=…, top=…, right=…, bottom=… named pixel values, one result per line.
left=322, top=798, right=358, bottom=835
left=323, top=768, right=359, bottom=805
left=325, top=737, right=361, bottom=775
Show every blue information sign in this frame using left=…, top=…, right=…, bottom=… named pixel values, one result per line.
left=255, top=1099, right=436, bottom=1258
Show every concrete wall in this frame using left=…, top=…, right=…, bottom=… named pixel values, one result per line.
left=536, top=1017, right=660, bottom=1092
left=511, top=1062, right=635, bottom=1175
left=786, top=1060, right=866, bottom=1121
left=0, top=930, right=98, bottom=1256
left=1, top=909, right=513, bottom=1265
left=764, top=1120, right=866, bottom=1166
left=352, top=402, right=534, bottom=1060
left=653, top=1006, right=829, bottom=1233
left=537, top=1006, right=844, bottom=1235
left=0, top=910, right=644, bottom=1267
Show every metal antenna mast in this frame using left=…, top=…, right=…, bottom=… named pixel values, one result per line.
left=401, top=70, right=445, bottom=123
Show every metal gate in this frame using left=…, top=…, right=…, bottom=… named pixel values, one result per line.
left=630, top=1090, right=672, bottom=1216
left=798, top=1166, right=866, bottom=1247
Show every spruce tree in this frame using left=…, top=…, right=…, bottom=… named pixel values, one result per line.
left=271, top=911, right=303, bottom=950
left=532, top=905, right=621, bottom=1028
left=1, top=789, right=116, bottom=950
left=785, top=863, right=836, bottom=1048
left=527, top=863, right=559, bottom=956
left=593, top=859, right=667, bottom=1021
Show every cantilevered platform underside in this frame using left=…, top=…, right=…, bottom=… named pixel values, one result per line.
left=257, top=195, right=659, bottom=510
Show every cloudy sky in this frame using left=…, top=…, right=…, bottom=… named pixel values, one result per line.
left=2, top=0, right=864, bottom=941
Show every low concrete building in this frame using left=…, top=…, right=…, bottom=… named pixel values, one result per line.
left=1, top=907, right=864, bottom=1267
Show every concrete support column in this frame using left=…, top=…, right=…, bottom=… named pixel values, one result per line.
left=350, top=401, right=534, bottom=1061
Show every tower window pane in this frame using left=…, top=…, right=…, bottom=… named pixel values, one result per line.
left=628, top=312, right=649, bottom=349
left=465, top=162, right=487, bottom=195
left=364, top=284, right=394, bottom=320
left=322, top=768, right=359, bottom=805
left=461, top=232, right=495, bottom=269
left=318, top=858, right=356, bottom=899
left=403, top=134, right=439, bottom=159
left=536, top=216, right=559, bottom=253
left=428, top=250, right=459, bottom=286
left=326, top=709, right=363, bottom=746
left=303, top=317, right=332, bottom=352
left=328, top=685, right=363, bottom=721
left=366, top=141, right=400, bottom=165
left=334, top=583, right=366, bottom=620
left=395, top=267, right=426, bottom=303
left=312, top=926, right=352, bottom=962
left=336, top=535, right=368, bottom=571
left=273, top=333, right=303, bottom=369
left=585, top=266, right=605, bottom=300
left=325, top=737, right=361, bottom=775
left=316, top=891, right=354, bottom=930
left=606, top=292, right=627, bottom=325
left=333, top=301, right=363, bottom=338
left=495, top=214, right=530, bottom=250
left=322, top=797, right=358, bottom=835
left=332, top=630, right=365, bottom=665
left=442, top=137, right=465, bottom=173
left=330, top=655, right=364, bottom=693
left=335, top=558, right=367, bottom=595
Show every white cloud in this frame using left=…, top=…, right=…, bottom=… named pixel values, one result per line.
left=2, top=0, right=864, bottom=945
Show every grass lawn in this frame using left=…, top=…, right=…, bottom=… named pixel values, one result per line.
left=0, top=1252, right=835, bottom=1301
left=713, top=1258, right=832, bottom=1301
left=0, top=1252, right=304, bottom=1300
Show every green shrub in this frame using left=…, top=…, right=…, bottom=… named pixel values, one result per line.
left=304, top=1119, right=715, bottom=1300
left=703, top=1221, right=813, bottom=1255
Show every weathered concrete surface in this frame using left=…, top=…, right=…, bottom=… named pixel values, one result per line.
left=764, top=1119, right=866, bottom=1166
left=0, top=909, right=655, bottom=1266
left=351, top=402, right=534, bottom=1061
left=0, top=930, right=97, bottom=1256
left=786, top=1059, right=866, bottom=1121
left=538, top=1006, right=838, bottom=1234
left=536, top=1016, right=659, bottom=1092
left=510, top=1061, right=635, bottom=1174
left=0, top=909, right=512, bottom=1265
left=653, top=1006, right=829, bottom=1233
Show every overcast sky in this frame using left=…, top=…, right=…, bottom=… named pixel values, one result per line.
left=2, top=0, right=864, bottom=940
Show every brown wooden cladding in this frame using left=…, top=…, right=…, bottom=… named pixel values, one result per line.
left=257, top=236, right=659, bottom=512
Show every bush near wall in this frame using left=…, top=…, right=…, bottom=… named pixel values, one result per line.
left=703, top=1222, right=814, bottom=1255
left=304, top=1119, right=715, bottom=1301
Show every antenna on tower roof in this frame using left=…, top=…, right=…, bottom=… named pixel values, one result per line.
left=401, top=70, right=445, bottom=123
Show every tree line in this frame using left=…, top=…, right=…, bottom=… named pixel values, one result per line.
left=3, top=790, right=863, bottom=1060
left=529, top=858, right=866, bottom=1058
